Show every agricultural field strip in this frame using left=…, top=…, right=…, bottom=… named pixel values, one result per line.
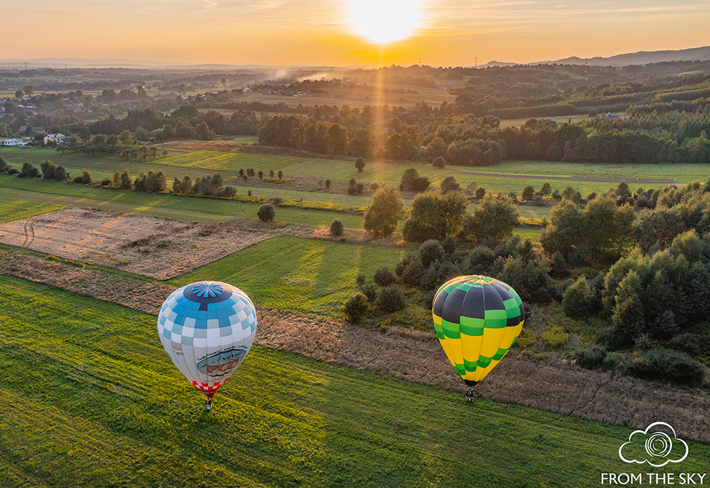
left=2, top=246, right=710, bottom=445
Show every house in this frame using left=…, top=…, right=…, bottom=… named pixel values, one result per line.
left=2, top=138, right=24, bottom=146
left=43, top=133, right=66, bottom=145
left=605, top=113, right=619, bottom=120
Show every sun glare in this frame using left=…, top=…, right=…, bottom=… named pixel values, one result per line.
left=348, top=0, right=425, bottom=44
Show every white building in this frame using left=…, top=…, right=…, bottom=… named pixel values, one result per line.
left=1, top=138, right=23, bottom=146
left=43, top=133, right=66, bottom=145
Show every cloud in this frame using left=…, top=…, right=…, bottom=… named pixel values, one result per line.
left=619, top=422, right=689, bottom=468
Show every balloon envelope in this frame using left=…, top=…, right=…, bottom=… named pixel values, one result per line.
left=157, top=281, right=257, bottom=397
left=432, top=275, right=524, bottom=385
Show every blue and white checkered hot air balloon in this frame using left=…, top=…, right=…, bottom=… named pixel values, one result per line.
left=157, top=281, right=257, bottom=408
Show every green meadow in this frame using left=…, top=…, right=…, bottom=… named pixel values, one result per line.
left=0, top=176, right=366, bottom=229
left=169, top=236, right=406, bottom=317
left=1, top=275, right=708, bottom=487
left=0, top=197, right=65, bottom=224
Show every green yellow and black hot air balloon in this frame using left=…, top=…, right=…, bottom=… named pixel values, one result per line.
left=432, top=275, right=525, bottom=401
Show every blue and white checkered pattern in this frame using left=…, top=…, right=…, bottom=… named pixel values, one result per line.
left=157, top=281, right=257, bottom=397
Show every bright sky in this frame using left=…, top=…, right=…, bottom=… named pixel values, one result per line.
left=2, top=0, right=709, bottom=66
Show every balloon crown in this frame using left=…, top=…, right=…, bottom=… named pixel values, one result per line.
left=192, top=282, right=224, bottom=298
left=465, top=275, right=496, bottom=285
left=183, top=281, right=234, bottom=310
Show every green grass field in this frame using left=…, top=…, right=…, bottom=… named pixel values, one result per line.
left=169, top=236, right=406, bottom=317
left=0, top=197, right=65, bottom=224
left=2, top=275, right=707, bottom=487
left=0, top=176, right=367, bottom=229
left=4, top=146, right=704, bottom=201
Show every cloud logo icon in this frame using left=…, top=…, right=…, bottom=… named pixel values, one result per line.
left=619, top=422, right=689, bottom=468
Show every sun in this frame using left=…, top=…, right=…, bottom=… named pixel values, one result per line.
left=348, top=0, right=425, bottom=44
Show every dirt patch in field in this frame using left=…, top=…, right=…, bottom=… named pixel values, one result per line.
left=0, top=207, right=315, bottom=280
left=3, top=252, right=710, bottom=443
left=160, top=140, right=356, bottom=161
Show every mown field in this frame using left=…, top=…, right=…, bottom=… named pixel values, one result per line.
left=0, top=197, right=65, bottom=224
left=4, top=146, right=704, bottom=201
left=169, top=236, right=406, bottom=317
left=2, top=275, right=708, bottom=487
left=0, top=176, right=366, bottom=229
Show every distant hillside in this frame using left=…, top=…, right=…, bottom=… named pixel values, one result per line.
left=546, top=46, right=710, bottom=67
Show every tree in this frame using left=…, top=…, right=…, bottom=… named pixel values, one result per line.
left=475, top=187, right=486, bottom=199
left=464, top=195, right=520, bottom=243
left=355, top=157, right=365, bottom=172
left=364, top=185, right=404, bottom=237
left=15, top=89, right=23, bottom=99
left=258, top=204, right=275, bottom=222
left=541, top=182, right=552, bottom=196
left=433, top=156, right=446, bottom=168
left=375, top=284, right=407, bottom=313
left=81, top=170, right=93, bottom=185
left=330, top=219, right=344, bottom=236
left=341, top=293, right=368, bottom=322
left=269, top=170, right=275, bottom=178
left=440, top=176, right=460, bottom=194
left=400, top=168, right=429, bottom=192
left=522, top=185, right=535, bottom=201
left=120, top=170, right=132, bottom=189
left=24, top=85, right=34, bottom=96
left=18, top=163, right=39, bottom=178
left=277, top=170, right=283, bottom=180
left=325, top=179, right=331, bottom=189
left=258, top=171, right=264, bottom=181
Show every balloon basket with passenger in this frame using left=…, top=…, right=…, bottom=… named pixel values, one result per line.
left=431, top=276, right=525, bottom=403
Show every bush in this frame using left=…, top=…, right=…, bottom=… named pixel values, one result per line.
left=623, top=348, right=705, bottom=386
left=374, top=267, right=397, bottom=287
left=100, top=178, right=111, bottom=187
left=362, top=284, right=378, bottom=302
left=441, top=235, right=456, bottom=254
left=257, top=203, right=275, bottom=222
left=562, top=277, right=595, bottom=318
left=531, top=195, right=546, bottom=206
left=475, top=187, right=486, bottom=199
left=395, top=254, right=415, bottom=277
left=441, top=176, right=460, bottom=194
left=522, top=185, right=535, bottom=201
left=347, top=184, right=357, bottom=195
left=349, top=177, right=357, bottom=186
left=73, top=176, right=84, bottom=184
left=418, top=239, right=445, bottom=268
left=551, top=251, right=570, bottom=278
left=420, top=259, right=462, bottom=291
left=81, top=170, right=93, bottom=185
left=401, top=256, right=425, bottom=286
left=355, top=157, right=365, bottom=172
left=19, top=162, right=39, bottom=178
left=369, top=182, right=379, bottom=191
left=356, top=273, right=366, bottom=288
left=0, top=156, right=8, bottom=173
left=467, top=245, right=496, bottom=274
left=575, top=346, right=607, bottom=369
left=222, top=186, right=237, bottom=197
left=433, top=156, right=446, bottom=168
left=356, top=182, right=365, bottom=194
left=325, top=179, right=331, bottom=189
left=668, top=333, right=704, bottom=357
left=330, top=218, right=344, bottom=236
left=341, top=293, right=368, bottom=322
left=375, top=284, right=407, bottom=313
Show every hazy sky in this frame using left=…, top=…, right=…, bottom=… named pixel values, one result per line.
left=2, top=0, right=709, bottom=66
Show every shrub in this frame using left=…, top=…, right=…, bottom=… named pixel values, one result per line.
left=223, top=186, right=237, bottom=197
left=73, top=176, right=84, bottom=184
left=541, top=326, right=569, bottom=349
left=441, top=176, right=460, bottom=194
left=341, top=293, right=368, bottom=322
left=0, top=156, right=8, bottom=173
left=362, top=284, right=378, bottom=302
left=100, top=178, right=111, bottom=187
left=347, top=184, right=357, bottom=195
left=668, top=333, right=705, bottom=357
left=349, top=177, right=357, bottom=186
left=575, top=346, right=607, bottom=369
left=567, top=245, right=590, bottom=268
left=375, top=284, right=407, bottom=313
left=374, top=267, right=397, bottom=287
left=277, top=170, right=283, bottom=180
left=356, top=273, right=366, bottom=288
left=355, top=157, right=365, bottom=172
left=269, top=170, right=274, bottom=178
left=522, top=185, right=535, bottom=201
left=356, top=182, right=365, bottom=194
left=257, top=203, right=275, bottom=222
left=419, top=239, right=445, bottom=268
left=551, top=251, right=570, bottom=278
left=271, top=197, right=283, bottom=205
left=623, top=348, right=705, bottom=386
left=325, top=179, right=331, bottom=189
left=330, top=218, right=344, bottom=236
left=81, top=170, right=93, bottom=184
left=19, top=162, right=39, bottom=178
left=551, top=189, right=561, bottom=201
left=369, top=182, right=379, bottom=191
left=7, top=167, right=19, bottom=175
left=467, top=245, right=496, bottom=274
left=531, top=195, right=546, bottom=207
left=401, top=256, right=425, bottom=286
left=475, top=187, right=486, bottom=199
left=420, top=259, right=462, bottom=291
left=433, top=156, right=446, bottom=168
left=562, top=277, right=595, bottom=318
left=395, top=254, right=415, bottom=277
left=441, top=235, right=456, bottom=254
